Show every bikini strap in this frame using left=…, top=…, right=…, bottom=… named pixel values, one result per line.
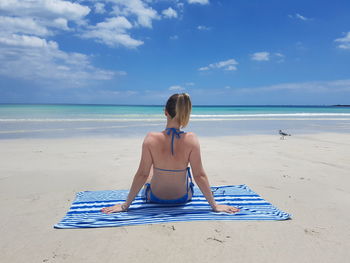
left=186, top=167, right=194, bottom=191
left=165, top=128, right=185, bottom=155
left=154, top=167, right=187, bottom=172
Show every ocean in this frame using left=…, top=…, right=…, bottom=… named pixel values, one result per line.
left=1, top=104, right=350, bottom=139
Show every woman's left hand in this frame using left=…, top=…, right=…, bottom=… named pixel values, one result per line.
left=101, top=204, right=126, bottom=214
left=213, top=204, right=240, bottom=214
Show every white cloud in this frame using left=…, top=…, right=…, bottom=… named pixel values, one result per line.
left=0, top=15, right=71, bottom=37
left=0, top=0, right=90, bottom=21
left=82, top=16, right=144, bottom=48
left=169, top=85, right=185, bottom=91
left=0, top=1, right=124, bottom=88
left=188, top=0, right=209, bottom=5
left=52, top=18, right=69, bottom=30
left=0, top=34, right=57, bottom=48
left=288, top=13, right=311, bottom=21
left=334, top=32, right=350, bottom=50
left=155, top=79, right=350, bottom=102
left=197, top=25, right=211, bottom=31
left=0, top=0, right=198, bottom=93
left=295, top=13, right=308, bottom=21
left=0, top=33, right=122, bottom=86
left=0, top=0, right=182, bottom=50
left=162, top=7, right=178, bottom=19
left=2, top=0, right=91, bottom=44
left=0, top=0, right=90, bottom=37
left=0, top=16, right=50, bottom=36
left=251, top=52, right=270, bottom=61
left=94, top=3, right=106, bottom=14
left=90, top=16, right=133, bottom=30
left=199, top=58, right=238, bottom=71
left=112, top=0, right=159, bottom=28
left=238, top=79, right=350, bottom=93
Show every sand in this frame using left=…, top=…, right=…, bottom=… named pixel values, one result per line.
left=0, top=133, right=349, bottom=262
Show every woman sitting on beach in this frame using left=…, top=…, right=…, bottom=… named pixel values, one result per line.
left=101, top=93, right=239, bottom=214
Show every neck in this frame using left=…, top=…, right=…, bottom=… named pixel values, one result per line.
left=165, top=119, right=180, bottom=130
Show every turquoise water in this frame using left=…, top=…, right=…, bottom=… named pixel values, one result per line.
left=1, top=104, right=350, bottom=138
left=1, top=104, right=350, bottom=120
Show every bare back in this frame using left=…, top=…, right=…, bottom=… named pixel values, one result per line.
left=144, top=131, right=196, bottom=199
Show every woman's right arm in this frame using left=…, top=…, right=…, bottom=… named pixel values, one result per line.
left=101, top=134, right=153, bottom=214
left=189, top=134, right=239, bottom=214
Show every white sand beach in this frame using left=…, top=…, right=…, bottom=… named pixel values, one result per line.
left=0, top=133, right=349, bottom=262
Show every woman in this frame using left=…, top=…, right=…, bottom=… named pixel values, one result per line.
left=101, top=93, right=239, bottom=214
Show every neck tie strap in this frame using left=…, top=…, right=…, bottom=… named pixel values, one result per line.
left=165, top=128, right=184, bottom=155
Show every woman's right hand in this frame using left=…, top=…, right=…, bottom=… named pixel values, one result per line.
left=213, top=204, right=240, bottom=214
left=101, top=204, right=127, bottom=214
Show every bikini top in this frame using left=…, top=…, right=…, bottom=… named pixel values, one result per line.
left=153, top=167, right=192, bottom=181
left=154, top=167, right=188, bottom=172
left=165, top=127, right=184, bottom=155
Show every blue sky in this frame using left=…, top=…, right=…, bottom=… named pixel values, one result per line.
left=0, top=0, right=349, bottom=105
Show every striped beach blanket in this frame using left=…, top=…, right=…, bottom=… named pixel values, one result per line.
left=54, top=184, right=291, bottom=229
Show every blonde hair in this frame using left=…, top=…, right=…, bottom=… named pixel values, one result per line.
left=165, top=93, right=192, bottom=128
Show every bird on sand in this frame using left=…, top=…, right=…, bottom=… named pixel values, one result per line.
left=279, top=130, right=291, bottom=140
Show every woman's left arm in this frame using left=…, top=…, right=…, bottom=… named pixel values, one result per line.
left=101, top=135, right=153, bottom=214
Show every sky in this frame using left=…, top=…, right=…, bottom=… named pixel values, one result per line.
left=0, top=0, right=350, bottom=105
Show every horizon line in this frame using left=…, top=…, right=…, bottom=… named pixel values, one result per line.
left=0, top=103, right=349, bottom=107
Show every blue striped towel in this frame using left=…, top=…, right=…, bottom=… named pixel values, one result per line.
left=54, top=184, right=291, bottom=229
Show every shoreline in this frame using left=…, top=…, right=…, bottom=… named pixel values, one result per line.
left=1, top=119, right=350, bottom=139
left=0, top=130, right=349, bottom=140
left=1, top=130, right=350, bottom=141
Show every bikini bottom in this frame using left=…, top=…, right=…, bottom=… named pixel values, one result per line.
left=143, top=180, right=194, bottom=204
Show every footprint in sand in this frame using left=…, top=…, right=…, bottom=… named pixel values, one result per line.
left=299, top=177, right=311, bottom=181
left=206, top=237, right=225, bottom=243
left=161, top=224, right=176, bottom=231
left=52, top=252, right=70, bottom=260
left=304, top=228, right=319, bottom=236
left=264, top=185, right=280, bottom=190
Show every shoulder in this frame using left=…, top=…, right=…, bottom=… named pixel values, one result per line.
left=183, top=131, right=200, bottom=145
left=145, top=131, right=163, bottom=139
left=143, top=132, right=163, bottom=145
left=184, top=131, right=197, bottom=139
